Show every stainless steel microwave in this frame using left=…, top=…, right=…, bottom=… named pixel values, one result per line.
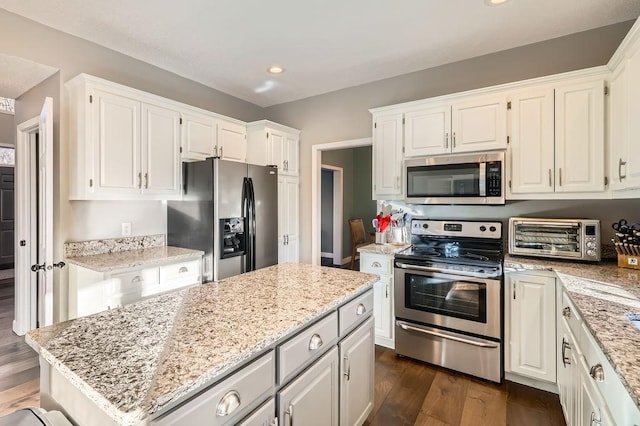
left=509, top=217, right=601, bottom=261
left=404, top=152, right=505, bottom=205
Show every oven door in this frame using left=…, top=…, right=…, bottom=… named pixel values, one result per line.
left=394, top=262, right=501, bottom=339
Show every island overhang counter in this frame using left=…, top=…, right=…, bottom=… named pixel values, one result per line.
left=26, top=263, right=378, bottom=425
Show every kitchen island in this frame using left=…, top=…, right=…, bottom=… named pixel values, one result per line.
left=26, top=263, right=377, bottom=425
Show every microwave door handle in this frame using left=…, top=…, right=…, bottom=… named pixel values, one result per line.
left=395, top=262, right=499, bottom=279
left=479, top=162, right=486, bottom=196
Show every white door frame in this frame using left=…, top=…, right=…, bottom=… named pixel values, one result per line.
left=14, top=116, right=39, bottom=335
left=311, top=137, right=372, bottom=266
left=320, top=165, right=343, bottom=265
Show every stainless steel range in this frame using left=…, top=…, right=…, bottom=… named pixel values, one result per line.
left=394, top=219, right=504, bottom=383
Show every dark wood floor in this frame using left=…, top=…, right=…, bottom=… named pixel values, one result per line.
left=365, top=346, right=566, bottom=426
left=0, top=278, right=565, bottom=424
left=0, top=279, right=40, bottom=417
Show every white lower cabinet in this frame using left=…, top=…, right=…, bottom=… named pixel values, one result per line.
left=505, top=272, right=556, bottom=383
left=237, top=398, right=277, bottom=426
left=278, top=175, right=299, bottom=263
left=339, top=317, right=375, bottom=426
left=68, top=257, right=202, bottom=319
left=360, top=252, right=395, bottom=348
left=278, top=346, right=340, bottom=426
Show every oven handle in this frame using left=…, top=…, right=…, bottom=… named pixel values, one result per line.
left=396, top=320, right=499, bottom=348
left=395, top=262, right=500, bottom=279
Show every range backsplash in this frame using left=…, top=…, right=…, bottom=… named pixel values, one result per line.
left=379, top=199, right=640, bottom=259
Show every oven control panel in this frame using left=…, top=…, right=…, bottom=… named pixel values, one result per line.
left=411, top=219, right=502, bottom=239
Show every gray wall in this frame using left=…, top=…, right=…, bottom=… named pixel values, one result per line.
left=0, top=113, right=15, bottom=145
left=320, top=169, right=334, bottom=253
left=351, top=146, right=376, bottom=234
left=264, top=20, right=636, bottom=263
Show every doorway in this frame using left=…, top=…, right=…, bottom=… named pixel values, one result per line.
left=320, top=165, right=343, bottom=266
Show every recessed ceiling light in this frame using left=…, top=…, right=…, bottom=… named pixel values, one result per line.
left=268, top=66, right=285, bottom=75
left=484, top=0, right=510, bottom=5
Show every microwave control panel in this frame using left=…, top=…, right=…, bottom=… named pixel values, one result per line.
left=486, top=161, right=502, bottom=196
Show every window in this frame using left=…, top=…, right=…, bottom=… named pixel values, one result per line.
left=0, top=97, right=15, bottom=114
left=0, top=147, right=15, bottom=166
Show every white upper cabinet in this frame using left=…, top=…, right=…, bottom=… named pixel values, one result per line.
left=508, top=78, right=606, bottom=198
left=217, top=119, right=247, bottom=163
left=404, top=105, right=451, bottom=157
left=181, top=110, right=217, bottom=161
left=451, top=95, right=508, bottom=153
left=247, top=120, right=300, bottom=176
left=509, top=87, right=555, bottom=194
left=403, top=95, right=507, bottom=158
left=67, top=75, right=182, bottom=200
left=554, top=79, right=605, bottom=193
left=141, top=103, right=181, bottom=195
left=372, top=113, right=403, bottom=199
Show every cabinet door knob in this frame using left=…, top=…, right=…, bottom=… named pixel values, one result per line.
left=445, top=132, right=449, bottom=149
left=144, top=172, right=149, bottom=189
left=589, top=364, right=604, bottom=382
left=562, top=306, right=571, bottom=317
left=356, top=303, right=366, bottom=315
left=215, top=390, right=241, bottom=417
left=619, top=158, right=627, bottom=181
left=308, top=333, right=323, bottom=350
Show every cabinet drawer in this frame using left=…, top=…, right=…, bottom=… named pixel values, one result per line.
left=560, top=292, right=582, bottom=348
left=360, top=254, right=392, bottom=275
left=278, top=312, right=339, bottom=384
left=111, top=267, right=160, bottom=296
left=339, top=289, right=373, bottom=336
left=160, top=259, right=202, bottom=284
left=153, top=351, right=275, bottom=426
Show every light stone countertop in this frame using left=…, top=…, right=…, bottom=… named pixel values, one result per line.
left=358, top=243, right=410, bottom=255
left=65, top=246, right=204, bottom=272
left=25, top=263, right=378, bottom=425
left=505, top=254, right=640, bottom=409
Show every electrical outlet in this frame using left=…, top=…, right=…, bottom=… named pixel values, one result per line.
left=121, top=222, right=132, bottom=237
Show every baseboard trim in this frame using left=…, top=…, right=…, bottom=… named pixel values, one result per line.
left=505, top=372, right=558, bottom=394
left=320, top=252, right=333, bottom=258
left=342, top=256, right=352, bottom=265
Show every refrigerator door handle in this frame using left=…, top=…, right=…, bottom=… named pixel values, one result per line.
left=241, top=177, right=250, bottom=274
left=248, top=177, right=257, bottom=271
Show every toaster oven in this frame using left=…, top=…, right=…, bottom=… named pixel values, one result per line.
left=508, top=218, right=601, bottom=261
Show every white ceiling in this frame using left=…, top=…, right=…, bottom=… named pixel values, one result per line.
left=1, top=0, right=639, bottom=107
left=0, top=54, right=57, bottom=99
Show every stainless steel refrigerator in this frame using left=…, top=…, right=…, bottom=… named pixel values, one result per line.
left=167, top=158, right=278, bottom=282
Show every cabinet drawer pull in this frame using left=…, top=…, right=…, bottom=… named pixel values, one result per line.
left=308, top=333, right=323, bottom=351
left=285, top=404, right=293, bottom=426
left=215, top=390, right=241, bottom=417
left=562, top=306, right=571, bottom=317
left=548, top=169, right=552, bottom=187
left=371, top=261, right=381, bottom=268
left=559, top=168, right=562, bottom=186
left=356, top=303, right=366, bottom=315
left=131, top=276, right=142, bottom=284
left=178, top=266, right=189, bottom=273
left=453, top=132, right=456, bottom=148
left=561, top=338, right=571, bottom=367
left=138, top=172, right=142, bottom=189
left=589, top=364, right=604, bottom=382
left=445, top=132, right=449, bottom=149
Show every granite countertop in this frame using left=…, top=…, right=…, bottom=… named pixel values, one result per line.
left=26, top=264, right=377, bottom=425
left=65, top=246, right=204, bottom=272
left=505, top=254, right=640, bottom=409
left=358, top=243, right=410, bottom=255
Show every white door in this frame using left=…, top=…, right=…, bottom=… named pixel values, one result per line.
left=141, top=103, right=181, bottom=196
left=38, top=97, right=54, bottom=327
left=554, top=80, right=605, bottom=193
left=509, top=273, right=556, bottom=382
left=404, top=105, right=451, bottom=157
left=451, top=95, right=507, bottom=153
left=339, top=317, right=374, bottom=426
left=217, top=120, right=247, bottom=163
left=267, top=129, right=285, bottom=170
left=283, top=134, right=299, bottom=175
left=372, top=113, right=403, bottom=199
left=509, top=88, right=555, bottom=194
left=91, top=89, right=141, bottom=195
left=181, top=111, right=217, bottom=160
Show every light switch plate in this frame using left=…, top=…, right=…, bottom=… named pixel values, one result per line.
left=121, top=222, right=132, bottom=236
